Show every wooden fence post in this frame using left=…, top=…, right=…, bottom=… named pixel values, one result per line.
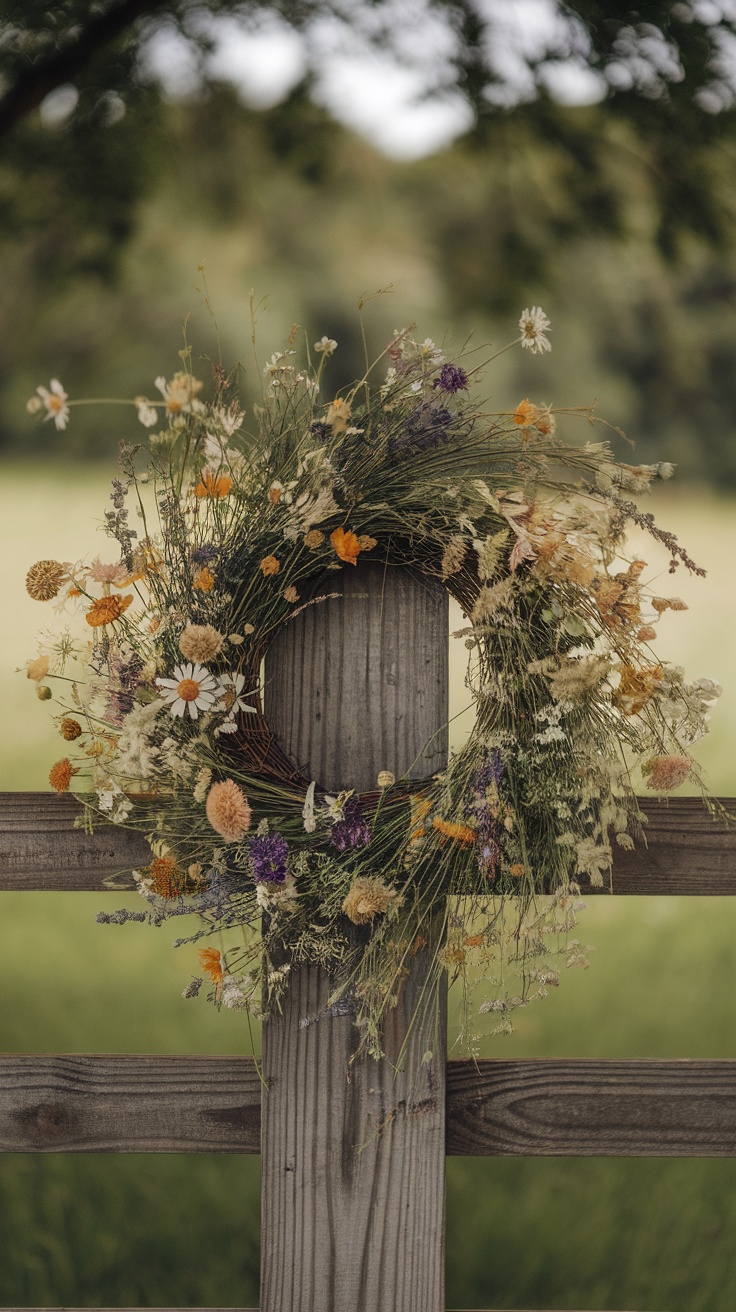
left=262, top=563, right=449, bottom=1312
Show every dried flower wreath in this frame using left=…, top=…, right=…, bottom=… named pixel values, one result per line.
left=24, top=301, right=723, bottom=1055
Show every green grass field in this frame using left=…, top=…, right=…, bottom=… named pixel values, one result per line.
left=3, top=461, right=736, bottom=1308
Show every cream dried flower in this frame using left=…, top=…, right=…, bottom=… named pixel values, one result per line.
left=342, top=876, right=397, bottom=925
left=471, top=576, right=515, bottom=622
left=314, top=336, right=338, bottom=355
left=179, top=622, right=224, bottom=663
left=377, top=771, right=396, bottom=788
left=26, top=654, right=50, bottom=682
left=474, top=529, right=509, bottom=581
left=441, top=535, right=467, bottom=580
left=33, top=379, right=69, bottom=430
left=206, top=779, right=252, bottom=841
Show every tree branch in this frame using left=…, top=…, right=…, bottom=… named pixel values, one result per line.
left=0, top=0, right=169, bottom=139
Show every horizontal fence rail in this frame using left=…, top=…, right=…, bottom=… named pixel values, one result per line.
left=1, top=792, right=736, bottom=893
left=2, top=1055, right=736, bottom=1157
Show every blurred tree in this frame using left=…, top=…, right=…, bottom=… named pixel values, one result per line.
left=4, top=0, right=736, bottom=281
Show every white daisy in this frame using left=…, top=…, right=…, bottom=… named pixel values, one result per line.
left=156, top=662, right=219, bottom=719
left=36, top=379, right=70, bottom=430
left=518, top=306, right=552, bottom=354
left=214, top=671, right=259, bottom=735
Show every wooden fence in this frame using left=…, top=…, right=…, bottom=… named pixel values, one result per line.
left=2, top=790, right=736, bottom=1312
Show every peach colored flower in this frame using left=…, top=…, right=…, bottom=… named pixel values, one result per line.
left=26, top=655, right=50, bottom=682
left=283, top=586, right=299, bottom=603
left=304, top=529, right=324, bottom=549
left=513, top=399, right=539, bottom=427
left=206, top=779, right=252, bottom=841
left=643, top=755, right=691, bottom=791
left=260, top=555, right=280, bottom=576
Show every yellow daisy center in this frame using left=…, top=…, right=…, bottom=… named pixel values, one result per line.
left=177, top=678, right=201, bottom=702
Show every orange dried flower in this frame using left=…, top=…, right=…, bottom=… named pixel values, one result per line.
left=304, top=529, right=324, bottom=549
left=85, top=593, right=133, bottom=627
left=509, top=863, right=525, bottom=877
left=198, top=947, right=224, bottom=986
left=193, top=566, right=215, bottom=592
left=513, top=399, right=539, bottom=427
left=206, top=778, right=252, bottom=841
left=260, top=555, right=280, bottom=576
left=59, top=717, right=82, bottom=741
left=433, top=817, right=476, bottom=846
left=463, top=933, right=485, bottom=947
left=194, top=472, right=233, bottom=499
left=147, top=855, right=188, bottom=900
left=408, top=796, right=432, bottom=846
left=49, top=758, right=75, bottom=793
left=614, top=663, right=664, bottom=716
left=330, top=526, right=361, bottom=566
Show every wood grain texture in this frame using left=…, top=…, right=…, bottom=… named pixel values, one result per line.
left=447, top=1058, right=736, bottom=1157
left=2, top=794, right=736, bottom=894
left=0, top=791, right=151, bottom=889
left=0, top=1055, right=261, bottom=1153
left=264, top=562, right=449, bottom=793
left=3, top=1055, right=736, bottom=1159
left=261, top=955, right=447, bottom=1312
left=595, top=796, right=736, bottom=895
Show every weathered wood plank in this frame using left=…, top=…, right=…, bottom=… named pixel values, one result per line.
left=592, top=795, right=736, bottom=895
left=3, top=1055, right=736, bottom=1158
left=447, top=1058, right=736, bottom=1156
left=261, top=956, right=447, bottom=1312
left=1, top=794, right=735, bottom=893
left=0, top=791, right=150, bottom=890
left=262, top=563, right=449, bottom=1312
left=265, top=561, right=449, bottom=792
left=0, top=1055, right=261, bottom=1153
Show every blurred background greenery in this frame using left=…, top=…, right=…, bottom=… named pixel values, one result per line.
left=5, top=2, right=736, bottom=1309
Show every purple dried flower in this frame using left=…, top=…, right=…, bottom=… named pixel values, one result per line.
left=251, top=833, right=290, bottom=883
left=107, top=650, right=145, bottom=726
left=190, top=543, right=219, bottom=566
left=472, top=750, right=506, bottom=879
left=434, top=363, right=468, bottom=394
left=331, top=800, right=371, bottom=852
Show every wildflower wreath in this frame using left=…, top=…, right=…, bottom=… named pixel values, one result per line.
left=25, top=303, right=723, bottom=1054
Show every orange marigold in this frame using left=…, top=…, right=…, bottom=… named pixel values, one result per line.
left=194, top=472, right=233, bottom=498
left=260, top=555, right=280, bottom=576
left=49, top=758, right=76, bottom=793
left=85, top=593, right=133, bottom=627
left=330, top=526, right=361, bottom=566
left=59, top=717, right=82, bottom=741
left=433, top=816, right=476, bottom=846
left=198, top=947, right=224, bottom=986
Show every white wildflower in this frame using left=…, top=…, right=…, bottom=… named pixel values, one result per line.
left=302, top=780, right=317, bottom=833
left=193, top=767, right=212, bottom=803
left=34, top=379, right=70, bottom=430
left=221, top=975, right=248, bottom=1010
left=518, top=306, right=552, bottom=354
left=135, top=397, right=158, bottom=428
left=473, top=529, right=509, bottom=581
left=314, top=336, right=337, bottom=355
